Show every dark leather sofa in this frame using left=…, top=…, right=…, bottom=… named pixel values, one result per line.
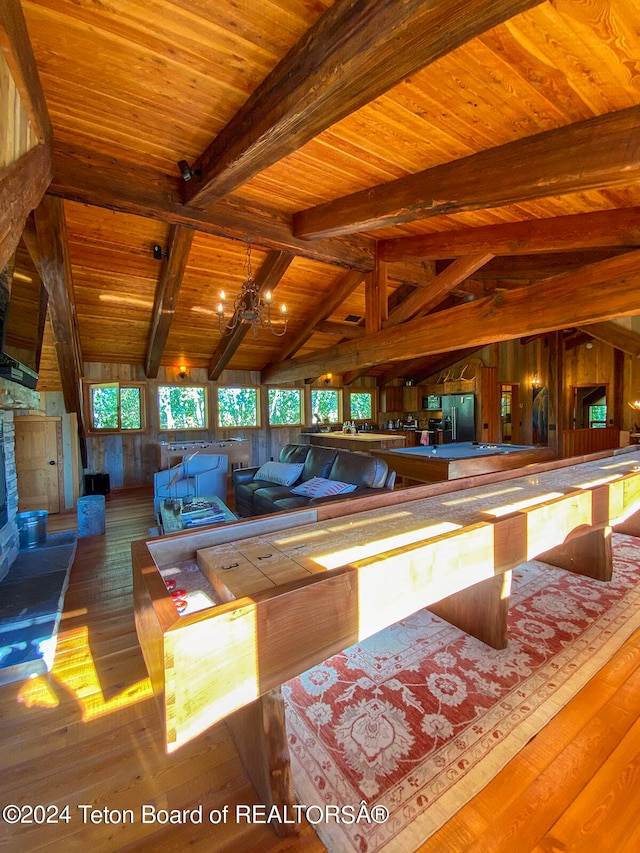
left=233, top=443, right=396, bottom=517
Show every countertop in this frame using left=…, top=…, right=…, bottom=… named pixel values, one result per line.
left=300, top=431, right=406, bottom=443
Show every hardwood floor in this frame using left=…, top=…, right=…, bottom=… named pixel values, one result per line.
left=1, top=488, right=638, bottom=852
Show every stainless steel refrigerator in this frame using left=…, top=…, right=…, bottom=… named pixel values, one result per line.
left=441, top=394, right=475, bottom=442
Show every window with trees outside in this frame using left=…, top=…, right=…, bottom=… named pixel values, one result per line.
left=158, top=385, right=208, bottom=430
left=217, top=386, right=259, bottom=428
left=311, top=388, right=340, bottom=424
left=268, top=388, right=303, bottom=426
left=87, top=382, right=145, bottom=432
left=349, top=390, right=374, bottom=421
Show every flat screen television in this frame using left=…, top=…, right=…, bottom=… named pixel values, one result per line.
left=0, top=263, right=48, bottom=390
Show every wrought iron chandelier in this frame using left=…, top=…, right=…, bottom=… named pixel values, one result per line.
left=216, top=243, right=288, bottom=337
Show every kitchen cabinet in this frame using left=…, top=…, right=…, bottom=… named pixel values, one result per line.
left=381, top=386, right=403, bottom=412
left=403, top=386, right=419, bottom=412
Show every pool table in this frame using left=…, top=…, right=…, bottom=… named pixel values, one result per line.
left=373, top=441, right=555, bottom=485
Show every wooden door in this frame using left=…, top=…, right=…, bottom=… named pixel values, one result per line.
left=15, top=417, right=62, bottom=513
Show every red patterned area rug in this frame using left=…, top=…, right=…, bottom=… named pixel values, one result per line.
left=284, top=533, right=640, bottom=853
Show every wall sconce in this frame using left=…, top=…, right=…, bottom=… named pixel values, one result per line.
left=324, top=372, right=333, bottom=385
left=177, top=364, right=188, bottom=380
left=532, top=373, right=541, bottom=388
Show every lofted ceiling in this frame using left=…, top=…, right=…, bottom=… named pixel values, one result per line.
left=9, top=0, right=640, bottom=391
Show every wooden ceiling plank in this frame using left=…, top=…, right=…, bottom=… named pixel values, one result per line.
left=208, top=251, right=293, bottom=381
left=262, top=250, right=640, bottom=384
left=379, top=208, right=640, bottom=262
left=276, top=268, right=364, bottom=362
left=293, top=106, right=640, bottom=240
left=49, top=144, right=375, bottom=272
left=183, top=0, right=545, bottom=208
left=32, top=195, right=83, bottom=417
left=0, top=0, right=52, bottom=144
left=576, top=321, right=640, bottom=357
left=145, top=225, right=194, bottom=378
left=384, top=253, right=494, bottom=327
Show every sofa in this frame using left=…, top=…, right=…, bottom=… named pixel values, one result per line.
left=233, top=443, right=396, bottom=517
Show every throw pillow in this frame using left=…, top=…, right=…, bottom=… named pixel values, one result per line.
left=254, top=461, right=304, bottom=486
left=290, top=476, right=357, bottom=498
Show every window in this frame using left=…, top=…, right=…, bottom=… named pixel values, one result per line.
left=158, top=385, right=208, bottom=430
left=311, top=388, right=340, bottom=424
left=589, top=404, right=607, bottom=428
left=268, top=388, right=303, bottom=426
left=217, top=386, right=259, bottom=428
left=86, top=382, right=146, bottom=432
left=349, top=390, right=373, bottom=421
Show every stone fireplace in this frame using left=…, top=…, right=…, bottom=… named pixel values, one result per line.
left=0, top=379, right=41, bottom=582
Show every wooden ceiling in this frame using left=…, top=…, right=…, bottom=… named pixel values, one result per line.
left=9, top=0, right=640, bottom=390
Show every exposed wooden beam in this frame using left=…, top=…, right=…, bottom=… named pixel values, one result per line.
left=183, top=0, right=544, bottom=208
left=342, top=367, right=371, bottom=386
left=32, top=195, right=85, bottom=460
left=145, top=226, right=194, bottom=378
left=379, top=207, right=640, bottom=262
left=437, top=250, right=628, bottom=282
left=49, top=144, right=374, bottom=272
left=365, top=251, right=388, bottom=334
left=314, top=321, right=366, bottom=339
left=384, top=254, right=494, bottom=327
left=0, top=0, right=52, bottom=144
left=208, top=251, right=293, bottom=381
left=0, top=146, right=51, bottom=271
left=548, top=332, right=564, bottom=456
left=577, top=321, right=640, bottom=357
left=293, top=106, right=640, bottom=240
left=17, top=222, right=50, bottom=376
left=562, top=330, right=592, bottom=353
left=410, top=348, right=486, bottom=386
left=262, top=250, right=640, bottom=384
left=275, top=269, right=364, bottom=361
left=376, top=348, right=483, bottom=387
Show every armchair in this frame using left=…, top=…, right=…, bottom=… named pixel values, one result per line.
left=154, top=453, right=228, bottom=509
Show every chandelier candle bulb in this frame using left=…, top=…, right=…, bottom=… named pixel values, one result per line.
left=264, top=291, right=272, bottom=303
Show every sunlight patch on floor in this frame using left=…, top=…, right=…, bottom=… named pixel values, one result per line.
left=17, top=625, right=153, bottom=720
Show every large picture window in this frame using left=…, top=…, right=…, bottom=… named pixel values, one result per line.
left=217, top=386, right=259, bottom=428
left=86, top=382, right=145, bottom=432
left=311, top=388, right=340, bottom=424
left=267, top=388, right=303, bottom=426
left=158, top=385, right=208, bottom=430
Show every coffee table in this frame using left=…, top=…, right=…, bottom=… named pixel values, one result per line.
left=157, top=495, right=236, bottom=535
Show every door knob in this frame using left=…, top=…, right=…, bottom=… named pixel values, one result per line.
left=49, top=460, right=56, bottom=465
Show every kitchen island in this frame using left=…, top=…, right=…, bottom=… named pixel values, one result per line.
left=300, top=431, right=406, bottom=451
